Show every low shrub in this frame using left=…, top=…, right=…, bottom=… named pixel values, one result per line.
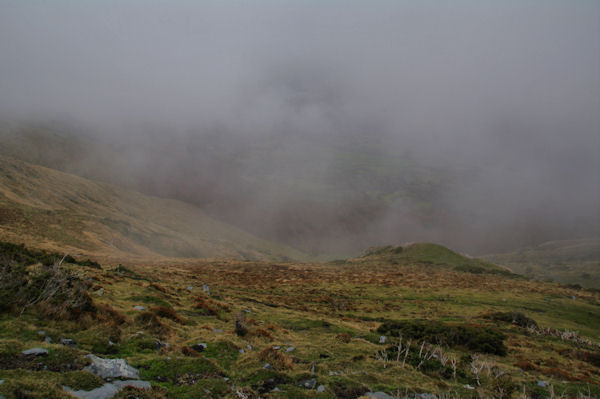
left=378, top=319, right=507, bottom=356
left=484, top=312, right=538, bottom=328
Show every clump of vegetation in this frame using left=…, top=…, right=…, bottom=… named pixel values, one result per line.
left=151, top=305, right=185, bottom=324
left=378, top=319, right=507, bottom=356
left=234, top=312, right=248, bottom=336
left=0, top=254, right=94, bottom=320
left=484, top=311, right=538, bottom=328
left=134, top=311, right=171, bottom=338
left=258, top=347, right=294, bottom=370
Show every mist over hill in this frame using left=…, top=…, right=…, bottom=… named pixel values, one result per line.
left=1, top=1, right=599, bottom=257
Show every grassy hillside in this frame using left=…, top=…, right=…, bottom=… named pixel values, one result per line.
left=484, top=238, right=600, bottom=289
left=348, top=243, right=518, bottom=277
left=0, top=242, right=598, bottom=398
left=0, top=155, right=307, bottom=262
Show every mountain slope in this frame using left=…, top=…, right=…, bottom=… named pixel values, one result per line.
left=0, top=155, right=307, bottom=262
left=484, top=238, right=600, bottom=288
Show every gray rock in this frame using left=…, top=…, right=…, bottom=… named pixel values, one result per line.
left=239, top=348, right=245, bottom=354
left=186, top=286, right=193, bottom=291
left=286, top=346, right=295, bottom=352
left=379, top=335, right=387, bottom=344
left=63, top=383, right=119, bottom=399
left=365, top=392, right=396, bottom=399
left=37, top=330, right=46, bottom=336
left=263, top=363, right=273, bottom=370
left=0, top=395, right=5, bottom=399
left=0, top=379, right=4, bottom=384
left=64, top=380, right=150, bottom=399
left=45, top=337, right=52, bottom=344
left=202, top=284, right=210, bottom=295
left=537, top=381, right=549, bottom=388
left=61, top=338, right=77, bottom=346
left=271, top=387, right=280, bottom=392
left=317, top=385, right=326, bottom=392
left=272, top=346, right=280, bottom=350
left=133, top=305, right=146, bottom=311
left=22, top=348, right=48, bottom=356
left=298, top=378, right=317, bottom=389
left=214, top=329, right=222, bottom=333
left=84, top=354, right=140, bottom=379
left=246, top=345, right=252, bottom=351
left=464, top=384, right=475, bottom=390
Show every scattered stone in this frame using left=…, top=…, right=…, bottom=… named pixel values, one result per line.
left=186, top=286, right=193, bottom=291
left=247, top=345, right=252, bottom=351
left=239, top=348, right=245, bottom=354
left=214, top=329, right=222, bottom=333
left=37, top=330, right=46, bottom=336
left=379, top=335, right=387, bottom=344
left=286, top=346, right=295, bottom=352
left=0, top=395, right=5, bottom=399
left=108, top=340, right=115, bottom=346
left=61, top=338, right=77, bottom=346
left=537, top=381, right=549, bottom=388
left=271, top=387, right=280, bottom=392
left=192, top=343, right=207, bottom=352
left=365, top=392, right=396, bottom=399
left=272, top=346, right=280, bottom=350
left=202, top=284, right=210, bottom=295
left=0, top=379, right=4, bottom=384
left=84, top=354, right=140, bottom=380
left=317, top=385, right=325, bottom=392
left=133, top=305, right=146, bottom=311
left=298, top=378, right=317, bottom=389
left=64, top=380, right=150, bottom=399
left=94, top=288, right=104, bottom=296
left=328, top=371, right=344, bottom=376
left=45, top=337, right=52, bottom=344
left=223, top=377, right=230, bottom=381
left=263, top=363, right=273, bottom=370
left=464, top=384, right=475, bottom=390
left=22, top=348, right=48, bottom=356
left=243, top=309, right=251, bottom=313
left=570, top=295, right=576, bottom=300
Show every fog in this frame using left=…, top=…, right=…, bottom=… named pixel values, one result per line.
left=1, top=1, right=599, bottom=256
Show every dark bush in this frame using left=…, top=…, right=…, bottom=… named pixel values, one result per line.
left=484, top=312, right=538, bottom=328
left=377, top=319, right=507, bottom=356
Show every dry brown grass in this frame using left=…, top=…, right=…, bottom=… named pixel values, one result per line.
left=151, top=306, right=185, bottom=324
left=258, top=347, right=294, bottom=370
left=134, top=311, right=171, bottom=338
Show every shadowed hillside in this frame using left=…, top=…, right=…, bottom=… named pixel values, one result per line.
left=0, top=155, right=307, bottom=262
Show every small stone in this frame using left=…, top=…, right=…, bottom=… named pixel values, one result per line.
left=286, top=346, right=295, bottom=352
left=379, top=335, right=386, bottom=344
left=45, top=337, right=52, bottom=344
left=94, top=288, right=104, bottom=296
left=186, top=286, right=193, bottom=291
left=243, top=309, right=251, bottom=313
left=61, top=338, right=76, bottom=346
left=537, top=381, right=548, bottom=388
left=317, top=385, right=325, bottom=392
left=214, top=329, right=222, bottom=333
left=202, top=284, right=210, bottom=295
left=37, top=330, right=46, bottom=336
left=247, top=345, right=252, bottom=351
left=133, top=305, right=146, bottom=311
left=0, top=379, right=4, bottom=384
left=272, top=346, right=280, bottom=350
left=223, top=377, right=230, bottom=381
left=263, top=363, right=273, bottom=369
left=271, top=387, right=280, bottom=392
left=22, top=348, right=48, bottom=356
left=298, top=378, right=317, bottom=389
left=464, top=384, right=475, bottom=390
left=239, top=348, right=245, bottom=354
left=365, top=392, right=396, bottom=399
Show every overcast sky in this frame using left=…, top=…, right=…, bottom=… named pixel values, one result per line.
left=1, top=1, right=598, bottom=253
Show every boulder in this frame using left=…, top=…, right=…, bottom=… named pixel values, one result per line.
left=84, top=354, right=140, bottom=379
left=22, top=348, right=48, bottom=356
left=64, top=380, right=150, bottom=399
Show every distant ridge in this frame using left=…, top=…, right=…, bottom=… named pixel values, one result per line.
left=0, top=155, right=308, bottom=262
